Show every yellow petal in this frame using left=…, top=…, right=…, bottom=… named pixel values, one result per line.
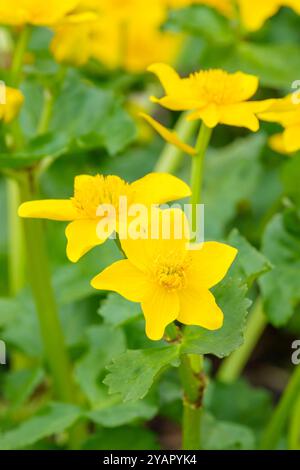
left=188, top=104, right=220, bottom=128
left=66, top=219, right=108, bottom=262
left=121, top=208, right=190, bottom=272
left=148, top=63, right=181, bottom=96
left=268, top=133, right=289, bottom=154
left=140, top=113, right=196, bottom=155
left=150, top=95, right=202, bottom=111
left=91, top=259, right=150, bottom=302
left=283, top=125, right=300, bottom=153
left=131, top=171, right=191, bottom=205
left=177, top=287, right=223, bottom=330
left=219, top=103, right=261, bottom=131
left=188, top=241, right=238, bottom=289
left=18, top=200, right=78, bottom=221
left=238, top=0, right=280, bottom=31
left=142, top=286, right=179, bottom=340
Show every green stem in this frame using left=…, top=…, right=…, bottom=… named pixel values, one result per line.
left=37, top=89, right=54, bottom=135
left=190, top=122, right=212, bottom=209
left=179, top=122, right=212, bottom=450
left=18, top=171, right=75, bottom=403
left=289, top=393, right=300, bottom=449
left=180, top=354, right=205, bottom=449
left=261, top=365, right=300, bottom=449
left=217, top=298, right=267, bottom=383
left=7, top=178, right=25, bottom=295
left=6, top=26, right=31, bottom=295
left=154, top=113, right=198, bottom=173
left=10, top=26, right=31, bottom=87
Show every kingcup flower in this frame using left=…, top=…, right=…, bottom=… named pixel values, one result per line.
left=91, top=208, right=237, bottom=340
left=18, top=173, right=191, bottom=262
left=0, top=0, right=86, bottom=26
left=0, top=87, right=24, bottom=123
left=142, top=63, right=272, bottom=155
left=237, top=0, right=300, bottom=32
left=50, top=0, right=181, bottom=70
left=259, top=96, right=300, bottom=154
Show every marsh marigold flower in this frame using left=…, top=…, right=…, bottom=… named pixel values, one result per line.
left=237, top=0, right=300, bottom=32
left=142, top=63, right=271, bottom=154
left=0, top=0, right=84, bottom=26
left=165, top=0, right=233, bottom=17
left=91, top=208, right=237, bottom=340
left=51, top=0, right=181, bottom=70
left=0, top=86, right=24, bottom=123
left=18, top=173, right=191, bottom=262
left=259, top=96, right=300, bottom=154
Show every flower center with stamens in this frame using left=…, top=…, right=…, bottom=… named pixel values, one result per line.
left=72, top=174, right=133, bottom=218
left=187, top=69, right=244, bottom=105
left=153, top=254, right=189, bottom=291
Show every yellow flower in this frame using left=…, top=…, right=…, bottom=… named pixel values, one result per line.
left=91, top=208, right=237, bottom=340
left=0, top=0, right=83, bottom=26
left=237, top=0, right=300, bottom=32
left=0, top=86, right=24, bottom=123
left=51, top=3, right=181, bottom=71
left=259, top=96, right=300, bottom=154
left=142, top=63, right=271, bottom=154
left=18, top=173, right=191, bottom=263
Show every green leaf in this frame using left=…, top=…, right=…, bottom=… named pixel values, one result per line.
left=181, top=277, right=251, bottom=358
left=98, top=293, right=141, bottom=327
left=82, top=426, right=159, bottom=450
left=104, top=345, right=180, bottom=401
left=0, top=134, right=69, bottom=169
left=203, top=134, right=266, bottom=238
left=50, top=74, right=136, bottom=155
left=167, top=5, right=234, bottom=45
left=228, top=229, right=272, bottom=286
left=260, top=211, right=300, bottom=326
left=0, top=403, right=81, bottom=450
left=202, top=413, right=255, bottom=450
left=281, top=153, right=300, bottom=206
left=205, top=379, right=273, bottom=430
left=3, top=367, right=44, bottom=411
left=201, top=42, right=300, bottom=89
left=75, top=325, right=126, bottom=407
left=87, top=400, right=157, bottom=428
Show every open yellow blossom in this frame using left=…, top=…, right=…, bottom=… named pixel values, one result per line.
left=237, top=0, right=300, bottom=32
left=259, top=96, right=300, bottom=154
left=51, top=1, right=182, bottom=70
left=91, top=208, right=237, bottom=340
left=0, top=86, right=24, bottom=123
left=18, top=173, right=191, bottom=263
left=0, top=0, right=84, bottom=26
left=142, top=63, right=271, bottom=154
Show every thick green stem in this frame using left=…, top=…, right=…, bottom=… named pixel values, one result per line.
left=178, top=122, right=212, bottom=450
left=190, top=122, right=212, bottom=209
left=217, top=298, right=267, bottom=383
left=180, top=354, right=205, bottom=449
left=6, top=26, right=31, bottom=295
left=18, top=172, right=75, bottom=403
left=261, top=365, right=300, bottom=449
left=154, top=113, right=197, bottom=173
left=289, top=393, right=300, bottom=449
